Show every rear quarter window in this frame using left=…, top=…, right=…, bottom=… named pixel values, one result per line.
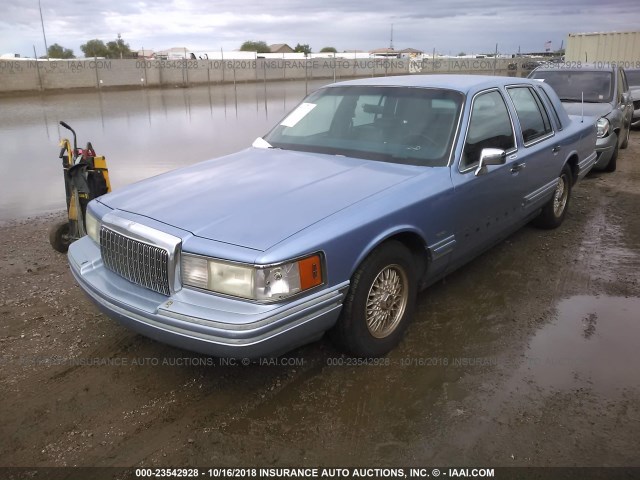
left=537, top=86, right=563, bottom=130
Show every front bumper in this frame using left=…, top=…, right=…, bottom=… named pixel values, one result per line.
left=593, top=132, right=618, bottom=169
left=68, top=237, right=347, bottom=358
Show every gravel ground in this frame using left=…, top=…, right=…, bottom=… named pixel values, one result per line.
left=1, top=132, right=639, bottom=472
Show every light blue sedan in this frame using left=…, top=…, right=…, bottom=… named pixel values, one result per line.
left=69, top=75, right=597, bottom=358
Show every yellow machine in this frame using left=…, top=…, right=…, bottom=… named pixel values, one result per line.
left=50, top=121, right=111, bottom=253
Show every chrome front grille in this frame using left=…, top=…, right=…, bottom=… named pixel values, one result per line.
left=100, top=227, right=171, bottom=296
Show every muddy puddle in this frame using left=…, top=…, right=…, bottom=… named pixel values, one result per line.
left=521, top=295, right=640, bottom=394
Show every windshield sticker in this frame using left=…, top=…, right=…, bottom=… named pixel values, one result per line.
left=280, top=103, right=317, bottom=127
left=252, top=137, right=272, bottom=149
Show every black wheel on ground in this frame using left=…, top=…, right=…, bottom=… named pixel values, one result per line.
left=49, top=221, right=72, bottom=253
left=332, top=241, right=417, bottom=357
left=604, top=136, right=618, bottom=172
left=620, top=127, right=630, bottom=149
left=532, top=164, right=572, bottom=230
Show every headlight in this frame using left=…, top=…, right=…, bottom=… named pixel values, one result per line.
left=85, top=210, right=101, bottom=245
left=181, top=253, right=324, bottom=302
left=596, top=117, right=610, bottom=138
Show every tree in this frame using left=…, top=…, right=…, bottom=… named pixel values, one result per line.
left=319, top=47, right=337, bottom=53
left=81, top=39, right=108, bottom=58
left=294, top=43, right=311, bottom=55
left=106, top=33, right=133, bottom=59
left=46, top=43, right=75, bottom=59
left=457, top=51, right=466, bottom=57
left=240, top=41, right=270, bottom=53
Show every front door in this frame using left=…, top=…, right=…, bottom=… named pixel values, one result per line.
left=450, top=88, right=524, bottom=264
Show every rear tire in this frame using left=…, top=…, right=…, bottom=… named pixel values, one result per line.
left=332, top=241, right=417, bottom=357
left=49, top=221, right=72, bottom=253
left=532, top=164, right=572, bottom=229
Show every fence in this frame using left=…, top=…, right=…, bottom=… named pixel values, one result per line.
left=0, top=57, right=526, bottom=94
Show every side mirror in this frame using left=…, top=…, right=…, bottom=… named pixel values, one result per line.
left=474, top=148, right=506, bottom=176
left=621, top=92, right=630, bottom=104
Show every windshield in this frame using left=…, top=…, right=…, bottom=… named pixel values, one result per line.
left=529, top=70, right=614, bottom=103
left=626, top=70, right=640, bottom=87
left=264, top=86, right=464, bottom=166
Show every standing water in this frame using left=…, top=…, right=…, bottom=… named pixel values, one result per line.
left=0, top=79, right=330, bottom=221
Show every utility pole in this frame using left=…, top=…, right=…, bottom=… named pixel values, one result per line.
left=390, top=23, right=394, bottom=50
left=39, top=0, right=49, bottom=59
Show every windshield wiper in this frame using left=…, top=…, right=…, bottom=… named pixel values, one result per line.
left=560, top=97, right=605, bottom=103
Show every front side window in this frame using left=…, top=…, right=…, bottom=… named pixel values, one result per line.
left=507, top=87, right=553, bottom=144
left=461, top=90, right=515, bottom=170
left=265, top=86, right=464, bottom=167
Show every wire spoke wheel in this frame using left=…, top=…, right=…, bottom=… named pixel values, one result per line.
left=553, top=174, right=568, bottom=217
left=532, top=164, right=572, bottom=230
left=365, top=264, right=409, bottom=338
left=333, top=241, right=417, bottom=357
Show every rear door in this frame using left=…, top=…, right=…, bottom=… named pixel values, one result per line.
left=504, top=85, right=559, bottom=215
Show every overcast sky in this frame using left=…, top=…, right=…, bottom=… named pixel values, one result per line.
left=2, top=0, right=640, bottom=57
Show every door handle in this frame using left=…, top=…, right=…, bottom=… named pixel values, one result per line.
left=552, top=145, right=561, bottom=153
left=511, top=162, right=526, bottom=173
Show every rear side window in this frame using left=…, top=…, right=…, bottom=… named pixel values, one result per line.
left=461, top=90, right=515, bottom=170
left=507, top=87, right=553, bottom=144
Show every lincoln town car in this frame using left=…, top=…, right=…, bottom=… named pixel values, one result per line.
left=69, top=75, right=597, bottom=358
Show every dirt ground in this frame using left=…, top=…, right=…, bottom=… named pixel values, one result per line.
left=1, top=133, right=639, bottom=471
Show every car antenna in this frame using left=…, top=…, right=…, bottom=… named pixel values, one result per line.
left=581, top=91, right=584, bottom=123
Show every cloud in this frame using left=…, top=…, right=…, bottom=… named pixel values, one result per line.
left=1, top=0, right=639, bottom=57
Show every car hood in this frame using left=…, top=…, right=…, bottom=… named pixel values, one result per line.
left=561, top=102, right=613, bottom=118
left=99, top=148, right=423, bottom=251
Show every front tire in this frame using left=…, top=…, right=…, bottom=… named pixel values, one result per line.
left=332, top=241, right=417, bottom=357
left=603, top=134, right=619, bottom=172
left=620, top=126, right=630, bottom=149
left=532, top=164, right=572, bottom=229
